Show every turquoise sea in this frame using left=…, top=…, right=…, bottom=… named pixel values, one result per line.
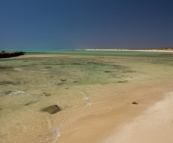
left=21, top=49, right=173, bottom=56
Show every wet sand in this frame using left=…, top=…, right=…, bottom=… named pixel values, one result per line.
left=0, top=51, right=173, bottom=143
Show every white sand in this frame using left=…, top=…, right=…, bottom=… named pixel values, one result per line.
left=103, top=92, right=173, bottom=143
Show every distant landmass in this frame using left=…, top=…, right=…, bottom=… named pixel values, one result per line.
left=0, top=51, right=25, bottom=58
left=82, top=47, right=173, bottom=51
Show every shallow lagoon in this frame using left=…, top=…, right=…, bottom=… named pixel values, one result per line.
left=0, top=51, right=173, bottom=143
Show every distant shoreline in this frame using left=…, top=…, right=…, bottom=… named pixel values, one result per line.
left=84, top=48, right=173, bottom=52
left=1, top=49, right=173, bottom=57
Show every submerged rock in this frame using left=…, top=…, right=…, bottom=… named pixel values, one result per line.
left=41, top=105, right=61, bottom=114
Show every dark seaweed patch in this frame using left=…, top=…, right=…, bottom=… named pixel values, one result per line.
left=71, top=62, right=81, bottom=65
left=104, top=71, right=112, bottom=73
left=4, top=90, right=12, bottom=94
left=0, top=66, right=13, bottom=70
left=113, top=65, right=126, bottom=69
left=43, top=92, right=51, bottom=96
left=0, top=81, right=15, bottom=85
left=123, top=70, right=135, bottom=73
left=117, top=80, right=128, bottom=83
left=25, top=102, right=31, bottom=106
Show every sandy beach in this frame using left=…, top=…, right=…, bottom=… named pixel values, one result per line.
left=56, top=80, right=173, bottom=143
left=0, top=51, right=173, bottom=143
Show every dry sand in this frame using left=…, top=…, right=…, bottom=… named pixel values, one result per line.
left=104, top=91, right=173, bottom=143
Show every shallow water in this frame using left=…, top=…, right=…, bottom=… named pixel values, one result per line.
left=0, top=51, right=173, bottom=143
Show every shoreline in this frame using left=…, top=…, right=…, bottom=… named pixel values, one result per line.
left=55, top=79, right=173, bottom=143
left=84, top=49, right=173, bottom=52
left=11, top=49, right=173, bottom=60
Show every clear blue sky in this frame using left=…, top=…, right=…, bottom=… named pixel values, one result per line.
left=0, top=0, right=173, bottom=50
